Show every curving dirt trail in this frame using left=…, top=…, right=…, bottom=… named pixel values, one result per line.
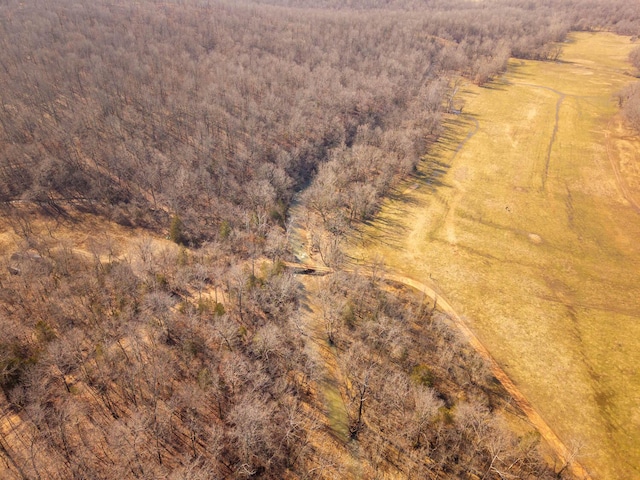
left=380, top=270, right=591, bottom=480
left=284, top=261, right=592, bottom=480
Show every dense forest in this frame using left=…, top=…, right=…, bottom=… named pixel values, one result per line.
left=1, top=0, right=640, bottom=478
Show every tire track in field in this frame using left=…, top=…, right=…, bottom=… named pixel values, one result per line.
left=545, top=92, right=566, bottom=189
left=454, top=115, right=480, bottom=156
left=434, top=115, right=479, bottom=242
left=514, top=81, right=640, bottom=213
left=511, top=83, right=567, bottom=190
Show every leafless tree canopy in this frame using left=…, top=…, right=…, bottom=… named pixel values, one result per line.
left=2, top=0, right=637, bottom=242
left=1, top=0, right=639, bottom=478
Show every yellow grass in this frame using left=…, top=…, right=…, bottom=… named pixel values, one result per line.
left=348, top=32, right=640, bottom=480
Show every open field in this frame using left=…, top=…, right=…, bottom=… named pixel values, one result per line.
left=347, top=32, right=640, bottom=479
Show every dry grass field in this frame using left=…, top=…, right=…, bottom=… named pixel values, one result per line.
left=347, top=32, right=640, bottom=479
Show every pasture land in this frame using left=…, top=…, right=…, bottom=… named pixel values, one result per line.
left=348, top=32, right=640, bottom=479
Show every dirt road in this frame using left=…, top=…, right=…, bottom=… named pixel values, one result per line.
left=285, top=260, right=592, bottom=480
left=381, top=270, right=591, bottom=480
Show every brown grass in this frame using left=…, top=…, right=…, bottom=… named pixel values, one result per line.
left=347, top=32, right=640, bottom=480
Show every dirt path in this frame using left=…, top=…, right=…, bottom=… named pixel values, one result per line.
left=380, top=270, right=591, bottom=480
left=441, top=115, right=478, bottom=242
left=285, top=260, right=591, bottom=480
left=418, top=113, right=478, bottom=243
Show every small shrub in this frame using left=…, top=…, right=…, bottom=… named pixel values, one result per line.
left=342, top=301, right=356, bottom=329
left=219, top=220, right=231, bottom=240
left=169, top=215, right=185, bottom=245
left=213, top=302, right=226, bottom=316
left=270, top=259, right=286, bottom=276
left=155, top=273, right=169, bottom=289
left=197, top=367, right=212, bottom=389
left=440, top=406, right=455, bottom=425
left=197, top=298, right=211, bottom=314
left=35, top=320, right=57, bottom=343
left=411, top=364, right=434, bottom=387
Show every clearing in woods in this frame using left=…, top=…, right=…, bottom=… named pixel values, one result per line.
left=347, top=32, right=640, bottom=480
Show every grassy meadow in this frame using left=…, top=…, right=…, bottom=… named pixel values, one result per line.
left=348, top=32, right=640, bottom=479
